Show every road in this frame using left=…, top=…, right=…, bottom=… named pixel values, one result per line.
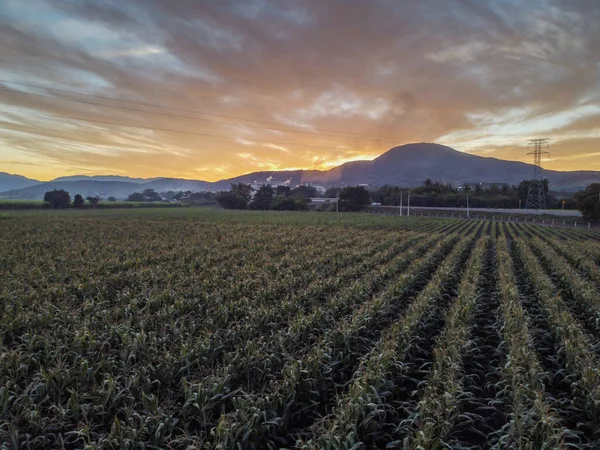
left=371, top=205, right=581, bottom=217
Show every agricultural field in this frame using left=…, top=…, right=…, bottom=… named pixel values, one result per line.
left=0, top=200, right=184, bottom=210
left=1, top=209, right=600, bottom=449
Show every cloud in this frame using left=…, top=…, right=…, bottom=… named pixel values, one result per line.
left=0, top=0, right=598, bottom=181
left=94, top=45, right=166, bottom=59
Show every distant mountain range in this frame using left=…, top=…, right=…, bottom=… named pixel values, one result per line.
left=0, top=177, right=211, bottom=200
left=2, top=143, right=599, bottom=199
left=51, top=175, right=162, bottom=183
left=0, top=172, right=41, bottom=192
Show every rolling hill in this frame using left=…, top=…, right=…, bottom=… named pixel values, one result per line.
left=0, top=178, right=212, bottom=200
left=51, top=175, right=160, bottom=183
left=2, top=143, right=599, bottom=199
left=0, top=173, right=41, bottom=192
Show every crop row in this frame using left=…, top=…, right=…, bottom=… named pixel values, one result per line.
left=2, top=211, right=600, bottom=448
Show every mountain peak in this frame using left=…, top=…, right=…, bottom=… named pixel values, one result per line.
left=375, top=142, right=461, bottom=160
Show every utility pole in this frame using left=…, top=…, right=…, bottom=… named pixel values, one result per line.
left=399, top=191, right=403, bottom=216
left=525, top=138, right=550, bottom=209
left=407, top=191, right=411, bottom=216
left=466, top=193, right=470, bottom=218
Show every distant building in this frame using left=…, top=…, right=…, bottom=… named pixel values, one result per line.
left=299, top=182, right=326, bottom=194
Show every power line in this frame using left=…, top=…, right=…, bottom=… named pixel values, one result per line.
left=0, top=106, right=381, bottom=152
left=2, top=35, right=148, bottom=70
left=0, top=79, right=401, bottom=141
left=0, top=86, right=401, bottom=143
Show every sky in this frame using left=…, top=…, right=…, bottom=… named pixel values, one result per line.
left=0, top=0, right=599, bottom=181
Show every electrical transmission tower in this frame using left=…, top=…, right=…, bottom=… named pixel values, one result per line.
left=525, top=138, right=550, bottom=209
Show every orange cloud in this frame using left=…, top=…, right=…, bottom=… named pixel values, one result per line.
left=0, top=0, right=598, bottom=181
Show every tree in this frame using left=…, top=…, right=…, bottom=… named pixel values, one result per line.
left=127, top=189, right=162, bottom=202
left=575, top=183, right=600, bottom=222
left=231, top=183, right=253, bottom=201
left=338, top=186, right=371, bottom=211
left=270, top=195, right=309, bottom=211
left=324, top=187, right=341, bottom=198
left=86, top=193, right=103, bottom=208
left=127, top=192, right=145, bottom=202
left=517, top=179, right=549, bottom=202
left=216, top=183, right=253, bottom=209
left=250, top=185, right=274, bottom=210
left=275, top=185, right=291, bottom=197
left=179, top=191, right=218, bottom=206
left=43, top=189, right=71, bottom=209
left=216, top=191, right=238, bottom=209
left=107, top=196, right=117, bottom=202
left=173, top=191, right=188, bottom=201
left=371, top=185, right=402, bottom=206
left=142, top=189, right=162, bottom=202
left=73, top=194, right=85, bottom=208
left=290, top=185, right=318, bottom=198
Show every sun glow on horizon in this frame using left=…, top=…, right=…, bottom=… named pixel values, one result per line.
left=0, top=0, right=598, bottom=181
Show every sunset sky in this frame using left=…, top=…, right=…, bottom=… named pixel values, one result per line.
left=0, top=0, right=599, bottom=181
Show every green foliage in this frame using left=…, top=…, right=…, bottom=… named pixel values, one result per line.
left=324, top=187, right=342, bottom=198
left=0, top=200, right=45, bottom=210
left=178, top=191, right=217, bottom=206
left=86, top=194, right=102, bottom=207
left=370, top=179, right=564, bottom=209
left=290, top=185, right=318, bottom=198
left=575, top=183, right=600, bottom=222
left=250, top=184, right=274, bottom=210
left=73, top=194, right=85, bottom=208
left=275, top=185, right=291, bottom=197
left=218, top=183, right=310, bottom=211
left=43, top=189, right=71, bottom=208
left=127, top=188, right=162, bottom=202
left=339, top=186, right=371, bottom=211
left=216, top=183, right=253, bottom=209
left=270, top=195, right=309, bottom=211
left=518, top=179, right=549, bottom=200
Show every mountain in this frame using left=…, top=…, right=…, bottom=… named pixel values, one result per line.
left=51, top=175, right=159, bottom=183
left=212, top=170, right=315, bottom=191
left=0, top=180, right=141, bottom=200
left=0, top=172, right=40, bottom=192
left=141, top=178, right=211, bottom=192
left=221, top=143, right=600, bottom=192
left=2, top=143, right=600, bottom=199
left=0, top=177, right=212, bottom=200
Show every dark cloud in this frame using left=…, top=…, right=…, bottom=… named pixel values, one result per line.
left=0, top=0, right=598, bottom=180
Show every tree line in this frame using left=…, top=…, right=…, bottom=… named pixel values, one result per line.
left=215, top=183, right=373, bottom=212
left=40, top=180, right=600, bottom=222
left=216, top=184, right=315, bottom=211
left=369, top=179, right=577, bottom=209
left=43, top=190, right=116, bottom=209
